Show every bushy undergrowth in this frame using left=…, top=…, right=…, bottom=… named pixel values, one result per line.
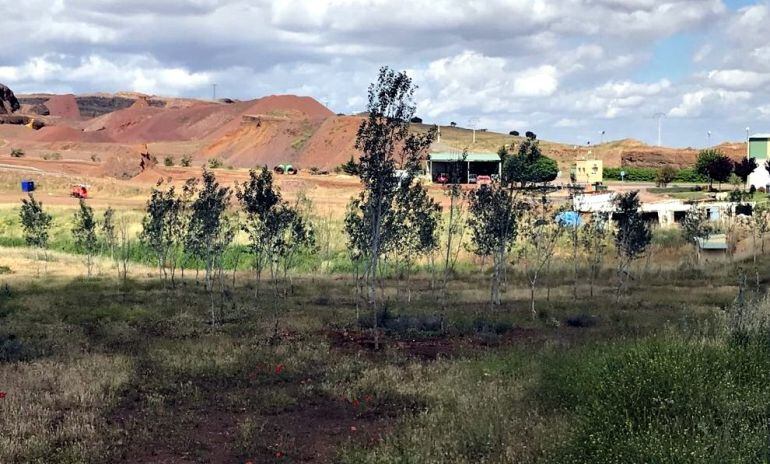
left=540, top=337, right=770, bottom=463
left=605, top=167, right=707, bottom=183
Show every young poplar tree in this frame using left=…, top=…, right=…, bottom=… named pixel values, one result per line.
left=751, top=203, right=769, bottom=287
left=389, top=175, right=441, bottom=302
left=613, top=191, right=652, bottom=299
left=344, top=67, right=435, bottom=345
left=467, top=183, right=518, bottom=306
left=561, top=213, right=581, bottom=299
left=236, top=167, right=280, bottom=296
left=681, top=206, right=712, bottom=264
left=279, top=205, right=316, bottom=295
left=186, top=169, right=234, bottom=325
left=518, top=191, right=563, bottom=318
left=19, top=193, right=52, bottom=276
left=440, top=151, right=467, bottom=310
left=139, top=183, right=180, bottom=285
left=117, top=216, right=132, bottom=286
left=72, top=198, right=98, bottom=277
left=101, top=207, right=116, bottom=262
left=581, top=212, right=609, bottom=298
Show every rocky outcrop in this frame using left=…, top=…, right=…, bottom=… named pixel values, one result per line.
left=0, top=84, right=20, bottom=114
left=0, top=115, right=44, bottom=129
left=75, top=96, right=136, bottom=118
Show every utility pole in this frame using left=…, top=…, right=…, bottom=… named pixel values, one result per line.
left=599, top=130, right=605, bottom=144
left=469, top=118, right=479, bottom=144
left=653, top=113, right=666, bottom=147
left=212, top=83, right=217, bottom=101
left=707, top=130, right=712, bottom=147
left=747, top=126, right=751, bottom=158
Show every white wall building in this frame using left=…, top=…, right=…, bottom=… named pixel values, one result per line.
left=747, top=134, right=770, bottom=190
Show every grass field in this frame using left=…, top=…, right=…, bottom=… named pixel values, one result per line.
left=1, top=232, right=769, bottom=463
left=1, top=165, right=770, bottom=463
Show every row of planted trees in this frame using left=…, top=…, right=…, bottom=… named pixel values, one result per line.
left=20, top=196, right=131, bottom=281
left=343, top=67, right=655, bottom=338
left=18, top=167, right=315, bottom=327
left=138, top=169, right=315, bottom=325
left=15, top=67, right=659, bottom=336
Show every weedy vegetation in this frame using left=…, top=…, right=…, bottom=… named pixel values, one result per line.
left=2, top=68, right=770, bottom=464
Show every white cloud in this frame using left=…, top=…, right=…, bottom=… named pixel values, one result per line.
left=669, top=88, right=751, bottom=118
left=0, top=0, right=764, bottom=146
left=514, top=66, right=559, bottom=97
left=707, top=69, right=770, bottom=90
left=0, top=54, right=211, bottom=96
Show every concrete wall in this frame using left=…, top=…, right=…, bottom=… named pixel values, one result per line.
left=748, top=164, right=770, bottom=190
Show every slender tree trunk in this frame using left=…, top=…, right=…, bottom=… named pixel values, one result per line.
left=441, top=194, right=456, bottom=311
left=573, top=234, right=579, bottom=300
left=529, top=282, right=536, bottom=319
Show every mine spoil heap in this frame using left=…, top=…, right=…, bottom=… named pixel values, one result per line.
left=0, top=83, right=20, bottom=114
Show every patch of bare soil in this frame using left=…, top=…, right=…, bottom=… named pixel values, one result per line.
left=246, top=396, right=394, bottom=463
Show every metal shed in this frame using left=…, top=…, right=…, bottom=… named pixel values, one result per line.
left=427, top=152, right=501, bottom=183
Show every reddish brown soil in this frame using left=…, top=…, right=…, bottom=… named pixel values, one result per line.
left=0, top=90, right=752, bottom=189
left=248, top=396, right=394, bottom=463
left=44, top=94, right=81, bottom=119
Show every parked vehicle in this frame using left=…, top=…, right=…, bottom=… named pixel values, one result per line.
left=436, top=173, right=449, bottom=184
left=477, top=175, right=492, bottom=185
left=70, top=184, right=88, bottom=199
left=468, top=173, right=478, bottom=184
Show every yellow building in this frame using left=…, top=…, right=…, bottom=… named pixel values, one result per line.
left=571, top=158, right=603, bottom=184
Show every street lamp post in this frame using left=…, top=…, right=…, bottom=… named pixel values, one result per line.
left=707, top=130, right=711, bottom=147
left=746, top=127, right=751, bottom=158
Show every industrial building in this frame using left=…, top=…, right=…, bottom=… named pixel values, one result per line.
left=571, top=158, right=603, bottom=184
left=747, top=134, right=770, bottom=189
left=427, top=152, right=501, bottom=183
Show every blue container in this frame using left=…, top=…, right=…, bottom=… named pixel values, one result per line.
left=21, top=180, right=35, bottom=192
left=556, top=211, right=582, bottom=228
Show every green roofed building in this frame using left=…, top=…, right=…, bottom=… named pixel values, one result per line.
left=427, top=151, right=501, bottom=184
left=747, top=134, right=770, bottom=189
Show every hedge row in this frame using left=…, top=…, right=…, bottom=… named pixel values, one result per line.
left=604, top=167, right=708, bottom=183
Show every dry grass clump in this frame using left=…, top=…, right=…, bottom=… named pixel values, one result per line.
left=337, top=353, right=564, bottom=463
left=0, top=354, right=132, bottom=463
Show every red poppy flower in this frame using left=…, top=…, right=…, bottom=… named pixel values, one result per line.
left=352, top=399, right=360, bottom=408
left=350, top=426, right=357, bottom=432
left=364, top=395, right=373, bottom=402
left=274, top=364, right=284, bottom=375
left=0, top=391, right=6, bottom=399
left=275, top=451, right=284, bottom=458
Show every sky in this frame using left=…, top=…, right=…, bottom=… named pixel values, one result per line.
left=0, top=0, right=768, bottom=147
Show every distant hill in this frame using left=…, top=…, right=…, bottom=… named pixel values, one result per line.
left=0, top=85, right=749, bottom=179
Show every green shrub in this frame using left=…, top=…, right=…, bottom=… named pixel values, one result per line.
left=10, top=148, right=24, bottom=158
left=180, top=155, right=192, bottom=167
left=339, top=155, right=359, bottom=175
left=604, top=167, right=708, bottom=183
left=207, top=157, right=223, bottom=169
left=42, top=152, right=61, bottom=161
left=163, top=156, right=174, bottom=167
left=541, top=338, right=770, bottom=463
